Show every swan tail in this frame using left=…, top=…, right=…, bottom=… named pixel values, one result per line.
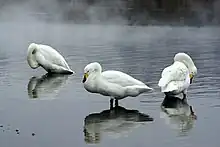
left=142, top=85, right=154, bottom=92
left=48, top=65, right=75, bottom=74
left=63, top=69, right=75, bottom=74
left=125, top=85, right=153, bottom=97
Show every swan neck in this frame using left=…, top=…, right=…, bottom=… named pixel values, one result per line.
left=27, top=43, right=39, bottom=69
left=92, top=71, right=101, bottom=77
left=183, top=60, right=194, bottom=73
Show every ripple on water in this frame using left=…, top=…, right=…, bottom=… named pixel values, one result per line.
left=0, top=25, right=220, bottom=147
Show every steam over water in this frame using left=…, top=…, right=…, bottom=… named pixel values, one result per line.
left=1, top=0, right=220, bottom=25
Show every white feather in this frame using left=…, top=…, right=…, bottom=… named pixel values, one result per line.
left=102, top=70, right=146, bottom=87
left=83, top=62, right=153, bottom=100
left=158, top=61, right=190, bottom=94
left=27, top=43, right=74, bottom=74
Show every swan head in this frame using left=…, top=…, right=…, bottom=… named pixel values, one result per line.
left=82, top=62, right=102, bottom=83
left=174, top=53, right=197, bottom=83
left=27, top=43, right=40, bottom=69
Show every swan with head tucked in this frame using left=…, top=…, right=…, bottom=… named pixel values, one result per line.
left=158, top=53, right=197, bottom=98
left=27, top=43, right=74, bottom=74
left=82, top=62, right=153, bottom=104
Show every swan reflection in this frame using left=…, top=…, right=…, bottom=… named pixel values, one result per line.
left=160, top=95, right=197, bottom=135
left=84, top=105, right=153, bottom=144
left=27, top=73, right=69, bottom=99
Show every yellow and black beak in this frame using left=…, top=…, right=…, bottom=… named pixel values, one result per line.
left=82, top=73, right=89, bottom=83
left=189, top=73, right=194, bottom=84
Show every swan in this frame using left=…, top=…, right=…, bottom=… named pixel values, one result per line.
left=27, top=43, right=74, bottom=74
left=82, top=62, right=153, bottom=104
left=158, top=53, right=197, bottom=98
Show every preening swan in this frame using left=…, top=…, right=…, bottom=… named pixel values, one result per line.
left=27, top=43, right=74, bottom=74
left=82, top=62, right=153, bottom=104
left=158, top=53, right=197, bottom=98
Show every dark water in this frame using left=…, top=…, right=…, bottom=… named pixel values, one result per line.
left=0, top=22, right=220, bottom=147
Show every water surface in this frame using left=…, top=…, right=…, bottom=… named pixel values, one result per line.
left=0, top=23, right=219, bottom=147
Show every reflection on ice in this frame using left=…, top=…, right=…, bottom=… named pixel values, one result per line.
left=84, top=105, right=153, bottom=144
left=27, top=73, right=69, bottom=99
left=160, top=95, right=197, bottom=136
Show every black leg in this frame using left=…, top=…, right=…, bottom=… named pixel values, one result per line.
left=182, top=96, right=187, bottom=104
left=190, top=106, right=194, bottom=114
left=183, top=93, right=186, bottom=99
left=115, top=99, right=118, bottom=107
left=164, top=92, right=173, bottom=96
left=110, top=99, right=113, bottom=110
left=164, top=92, right=169, bottom=96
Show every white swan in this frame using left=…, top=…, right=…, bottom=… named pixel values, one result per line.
left=27, top=43, right=74, bottom=74
left=82, top=62, right=153, bottom=103
left=158, top=53, right=197, bottom=98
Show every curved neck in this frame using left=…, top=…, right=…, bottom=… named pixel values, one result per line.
left=182, top=60, right=195, bottom=73
left=27, top=44, right=39, bottom=69
left=182, top=60, right=191, bottom=68
left=174, top=54, right=195, bottom=72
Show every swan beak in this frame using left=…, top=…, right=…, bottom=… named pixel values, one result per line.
left=189, top=73, right=194, bottom=84
left=82, top=73, right=88, bottom=83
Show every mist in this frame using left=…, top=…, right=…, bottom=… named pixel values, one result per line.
left=0, top=0, right=220, bottom=26
left=0, top=0, right=219, bottom=57
left=0, top=0, right=128, bottom=25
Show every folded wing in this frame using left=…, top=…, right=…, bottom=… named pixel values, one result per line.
left=36, top=45, right=73, bottom=74
left=102, top=70, right=147, bottom=87
left=158, top=62, right=189, bottom=93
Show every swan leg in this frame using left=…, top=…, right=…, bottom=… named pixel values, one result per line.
left=164, top=92, right=173, bottom=96
left=164, top=92, right=169, bottom=96
left=182, top=92, right=186, bottom=99
left=110, top=99, right=114, bottom=110
left=183, top=97, right=187, bottom=104
left=182, top=89, right=187, bottom=99
left=115, top=99, right=118, bottom=107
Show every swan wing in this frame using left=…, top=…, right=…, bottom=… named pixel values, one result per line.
left=39, top=45, right=70, bottom=67
left=37, top=45, right=73, bottom=73
left=102, top=70, right=147, bottom=87
left=95, top=78, right=152, bottom=99
left=158, top=62, right=189, bottom=92
left=35, top=51, right=72, bottom=74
